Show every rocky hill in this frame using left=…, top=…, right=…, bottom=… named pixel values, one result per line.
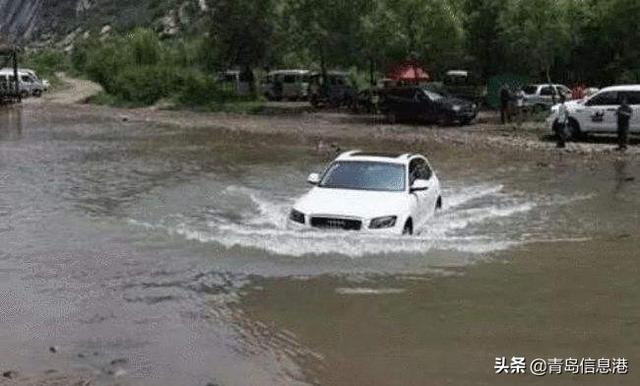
left=0, top=0, right=207, bottom=47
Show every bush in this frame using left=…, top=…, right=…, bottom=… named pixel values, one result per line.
left=22, top=49, right=69, bottom=77
left=111, top=64, right=176, bottom=105
left=71, top=28, right=262, bottom=107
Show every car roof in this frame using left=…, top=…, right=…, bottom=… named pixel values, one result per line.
left=268, top=69, right=309, bottom=75
left=446, top=70, right=468, bottom=76
left=598, top=84, right=640, bottom=92
left=528, top=83, right=567, bottom=88
left=335, top=150, right=422, bottom=164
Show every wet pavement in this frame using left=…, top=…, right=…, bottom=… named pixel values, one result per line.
left=0, top=104, right=639, bottom=385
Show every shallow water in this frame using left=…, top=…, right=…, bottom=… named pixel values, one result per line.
left=0, top=105, right=638, bottom=385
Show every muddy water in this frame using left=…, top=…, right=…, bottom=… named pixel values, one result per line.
left=0, top=105, right=638, bottom=385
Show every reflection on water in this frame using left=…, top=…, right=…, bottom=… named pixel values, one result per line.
left=0, top=106, right=23, bottom=140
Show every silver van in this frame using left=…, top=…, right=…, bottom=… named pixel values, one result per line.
left=261, top=70, right=311, bottom=101
left=0, top=68, right=45, bottom=97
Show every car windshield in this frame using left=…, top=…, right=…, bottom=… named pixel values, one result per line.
left=523, top=85, right=538, bottom=94
left=422, top=89, right=444, bottom=101
left=319, top=161, right=406, bottom=192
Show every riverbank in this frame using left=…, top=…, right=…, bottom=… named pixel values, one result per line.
left=18, top=102, right=639, bottom=161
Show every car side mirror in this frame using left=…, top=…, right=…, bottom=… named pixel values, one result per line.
left=410, top=179, right=429, bottom=192
left=307, top=173, right=320, bottom=185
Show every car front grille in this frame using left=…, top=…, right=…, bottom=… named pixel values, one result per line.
left=310, top=217, right=362, bottom=231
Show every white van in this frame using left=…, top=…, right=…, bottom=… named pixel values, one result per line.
left=547, top=85, right=640, bottom=139
left=0, top=68, right=45, bottom=97
left=261, top=70, right=311, bottom=101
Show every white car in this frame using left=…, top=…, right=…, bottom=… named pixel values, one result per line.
left=288, top=151, right=442, bottom=235
left=547, top=85, right=640, bottom=139
left=522, top=83, right=572, bottom=110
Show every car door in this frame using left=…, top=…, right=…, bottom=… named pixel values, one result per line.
left=408, top=158, right=432, bottom=228
left=539, top=85, right=555, bottom=106
left=623, top=91, right=640, bottom=133
left=581, top=91, right=619, bottom=132
left=418, top=158, right=439, bottom=219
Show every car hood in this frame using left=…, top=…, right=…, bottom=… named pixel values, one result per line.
left=550, top=100, right=582, bottom=113
left=293, top=187, right=409, bottom=219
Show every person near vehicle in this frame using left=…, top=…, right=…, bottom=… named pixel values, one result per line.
left=556, top=94, right=569, bottom=148
left=572, top=83, right=586, bottom=100
left=616, top=96, right=632, bottom=151
left=499, top=84, right=511, bottom=124
left=273, top=76, right=283, bottom=100
left=515, top=88, right=525, bottom=127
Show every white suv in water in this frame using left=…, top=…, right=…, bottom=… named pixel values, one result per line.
left=288, top=151, right=442, bottom=235
left=547, top=85, right=640, bottom=139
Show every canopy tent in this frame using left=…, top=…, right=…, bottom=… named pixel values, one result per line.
left=385, top=60, right=431, bottom=83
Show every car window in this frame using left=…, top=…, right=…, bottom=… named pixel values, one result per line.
left=423, top=90, right=443, bottom=101
left=419, top=162, right=432, bottom=180
left=586, top=91, right=618, bottom=106
left=620, top=91, right=640, bottom=105
left=409, top=158, right=426, bottom=184
left=540, top=86, right=554, bottom=96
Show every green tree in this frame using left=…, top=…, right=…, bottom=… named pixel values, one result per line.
left=499, top=0, right=571, bottom=82
left=463, top=0, right=508, bottom=77
left=206, top=0, right=276, bottom=69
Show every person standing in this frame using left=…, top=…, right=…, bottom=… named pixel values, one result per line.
left=617, top=96, right=632, bottom=151
left=515, top=88, right=525, bottom=127
left=500, top=84, right=511, bottom=124
left=556, top=94, right=569, bottom=148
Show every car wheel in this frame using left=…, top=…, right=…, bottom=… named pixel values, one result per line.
left=436, top=196, right=443, bottom=210
left=402, top=219, right=413, bottom=236
left=437, top=114, right=450, bottom=127
left=33, top=90, right=42, bottom=97
left=387, top=112, right=397, bottom=124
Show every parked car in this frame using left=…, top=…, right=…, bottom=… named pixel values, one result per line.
left=379, top=86, right=478, bottom=125
left=547, top=85, right=640, bottom=139
left=309, top=71, right=357, bottom=108
left=443, top=70, right=487, bottom=105
left=261, top=69, right=311, bottom=101
left=522, top=83, right=572, bottom=111
left=288, top=150, right=442, bottom=235
left=0, top=68, right=44, bottom=97
left=217, top=70, right=252, bottom=96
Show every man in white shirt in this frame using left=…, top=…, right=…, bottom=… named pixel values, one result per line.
left=556, top=95, right=569, bottom=148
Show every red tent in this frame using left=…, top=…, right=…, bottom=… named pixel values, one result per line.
left=385, top=60, right=431, bottom=83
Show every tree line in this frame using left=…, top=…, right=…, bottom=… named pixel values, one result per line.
left=207, top=0, right=640, bottom=86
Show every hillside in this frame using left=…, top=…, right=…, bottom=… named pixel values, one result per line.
left=0, top=0, right=207, bottom=46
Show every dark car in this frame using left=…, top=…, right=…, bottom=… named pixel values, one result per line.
left=309, top=71, right=357, bottom=108
left=380, top=86, right=478, bottom=125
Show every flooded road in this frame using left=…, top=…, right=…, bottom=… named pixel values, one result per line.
left=0, top=104, right=639, bottom=385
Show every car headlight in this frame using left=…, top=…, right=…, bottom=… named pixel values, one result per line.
left=369, top=216, right=397, bottom=229
left=289, top=209, right=305, bottom=224
left=451, top=105, right=461, bottom=112
left=471, top=103, right=477, bottom=110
